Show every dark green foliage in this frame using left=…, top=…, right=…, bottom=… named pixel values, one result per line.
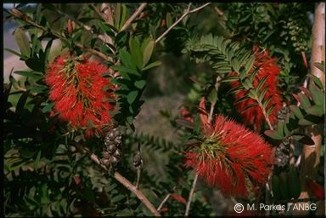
left=4, top=2, right=324, bottom=217
left=265, top=75, right=324, bottom=142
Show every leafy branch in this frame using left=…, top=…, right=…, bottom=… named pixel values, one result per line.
left=73, top=142, right=161, bottom=216
left=155, top=3, right=211, bottom=43
left=7, top=8, right=112, bottom=62
left=120, top=3, right=148, bottom=32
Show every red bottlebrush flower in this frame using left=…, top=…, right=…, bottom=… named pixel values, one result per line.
left=230, top=46, right=283, bottom=131
left=184, top=97, right=273, bottom=198
left=45, top=54, right=116, bottom=137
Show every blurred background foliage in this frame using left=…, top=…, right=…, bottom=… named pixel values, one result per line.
left=3, top=2, right=324, bottom=217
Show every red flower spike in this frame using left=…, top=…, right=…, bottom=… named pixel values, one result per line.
left=45, top=54, right=116, bottom=137
left=184, top=97, right=273, bottom=198
left=230, top=46, right=283, bottom=131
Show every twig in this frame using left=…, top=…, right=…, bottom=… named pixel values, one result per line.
left=214, top=6, right=224, bottom=16
left=73, top=143, right=161, bottom=217
left=185, top=173, right=198, bottom=217
left=120, top=3, right=147, bottom=32
left=208, top=76, right=221, bottom=123
left=259, top=101, right=274, bottom=130
left=157, top=193, right=171, bottom=211
left=208, top=102, right=215, bottom=124
left=98, top=3, right=114, bottom=25
left=49, top=6, right=114, bottom=47
left=155, top=3, right=211, bottom=44
left=114, top=172, right=161, bottom=216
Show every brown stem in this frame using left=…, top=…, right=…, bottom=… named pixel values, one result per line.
left=113, top=172, right=161, bottom=216
left=120, top=3, right=147, bottom=32
left=298, top=3, right=324, bottom=206
left=74, top=143, right=161, bottom=216
left=155, top=3, right=211, bottom=44
left=257, top=100, right=274, bottom=131
left=208, top=102, right=215, bottom=124
left=185, top=173, right=198, bottom=217
left=157, top=193, right=171, bottom=212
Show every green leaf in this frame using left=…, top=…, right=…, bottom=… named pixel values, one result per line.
left=222, top=76, right=238, bottom=83
left=231, top=58, right=240, bottom=72
left=34, top=151, right=42, bottom=169
left=255, top=75, right=268, bottom=92
left=111, top=65, right=139, bottom=78
left=233, top=95, right=249, bottom=105
left=258, top=86, right=268, bottom=102
left=142, top=37, right=155, bottom=67
left=242, top=78, right=254, bottom=90
left=4, top=48, right=26, bottom=59
left=248, top=89, right=257, bottom=99
left=297, top=93, right=311, bottom=110
left=243, top=56, right=255, bottom=75
left=300, top=114, right=322, bottom=125
left=266, top=104, right=275, bottom=116
left=98, top=22, right=116, bottom=39
left=16, top=90, right=30, bottom=114
left=14, top=27, right=30, bottom=57
left=14, top=71, right=43, bottom=80
left=309, top=82, right=324, bottom=106
left=309, top=74, right=324, bottom=89
left=25, top=58, right=44, bottom=72
left=289, top=105, right=304, bottom=119
left=207, top=88, right=217, bottom=105
left=127, top=90, right=139, bottom=104
left=129, top=38, right=143, bottom=69
left=115, top=3, right=127, bottom=31
left=111, top=194, right=125, bottom=203
left=119, top=49, right=137, bottom=70
left=306, top=105, right=324, bottom=117
left=134, top=80, right=146, bottom=89
left=276, top=121, right=285, bottom=138
left=42, top=102, right=54, bottom=113
left=264, top=130, right=283, bottom=140
left=30, top=85, right=47, bottom=93
left=142, top=61, right=161, bottom=71
left=40, top=39, right=53, bottom=68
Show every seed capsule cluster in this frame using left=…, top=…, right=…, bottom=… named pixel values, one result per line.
left=275, top=138, right=290, bottom=167
left=277, top=105, right=290, bottom=121
left=102, top=128, right=122, bottom=168
left=133, top=151, right=142, bottom=168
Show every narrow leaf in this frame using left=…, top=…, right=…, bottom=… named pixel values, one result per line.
left=142, top=37, right=155, bottom=67
left=129, top=38, right=143, bottom=69
left=306, top=105, right=324, bottom=117
left=309, top=82, right=324, bottom=106
left=14, top=27, right=30, bottom=57
left=127, top=90, right=139, bottom=104
left=298, top=93, right=311, bottom=109
left=264, top=130, right=283, bottom=140
left=289, top=105, right=304, bottom=119
left=134, top=80, right=146, bottom=89
left=16, top=91, right=30, bottom=114
left=142, top=61, right=161, bottom=71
